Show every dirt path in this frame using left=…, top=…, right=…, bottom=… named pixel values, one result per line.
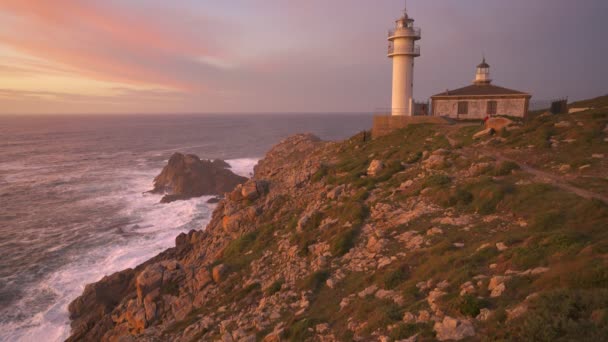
left=444, top=126, right=608, bottom=204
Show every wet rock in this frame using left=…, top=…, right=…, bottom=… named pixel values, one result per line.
left=152, top=153, right=247, bottom=203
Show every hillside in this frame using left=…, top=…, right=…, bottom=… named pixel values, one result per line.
left=68, top=103, right=608, bottom=341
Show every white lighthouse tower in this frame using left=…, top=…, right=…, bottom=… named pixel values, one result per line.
left=388, top=6, right=421, bottom=116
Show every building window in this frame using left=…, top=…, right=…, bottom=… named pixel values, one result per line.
left=487, top=101, right=497, bottom=115
left=458, top=101, right=468, bottom=115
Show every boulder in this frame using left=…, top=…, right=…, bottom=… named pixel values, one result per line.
left=367, top=160, right=384, bottom=176
left=152, top=153, right=247, bottom=203
left=136, top=264, right=164, bottom=304
left=212, top=264, right=228, bottom=283
left=485, top=117, right=513, bottom=131
left=434, top=316, right=475, bottom=341
left=241, top=180, right=267, bottom=201
left=473, top=128, right=495, bottom=140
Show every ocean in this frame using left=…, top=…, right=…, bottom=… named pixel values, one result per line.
left=0, top=113, right=372, bottom=342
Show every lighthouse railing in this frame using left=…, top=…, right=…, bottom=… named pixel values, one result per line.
left=388, top=45, right=421, bottom=55
left=388, top=27, right=421, bottom=39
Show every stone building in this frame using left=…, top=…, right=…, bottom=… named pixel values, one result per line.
left=431, top=59, right=531, bottom=119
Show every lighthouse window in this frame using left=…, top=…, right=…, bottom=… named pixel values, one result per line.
left=487, top=101, right=498, bottom=115
left=458, top=101, right=469, bottom=115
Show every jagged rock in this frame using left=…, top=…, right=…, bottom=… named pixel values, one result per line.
left=152, top=153, right=247, bottom=203
left=368, top=160, right=385, bottom=176
left=434, top=316, right=475, bottom=341
left=241, top=180, right=268, bottom=201
left=136, top=264, right=164, bottom=304
left=67, top=269, right=135, bottom=341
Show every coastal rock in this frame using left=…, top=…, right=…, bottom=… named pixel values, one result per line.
left=152, top=153, right=247, bottom=203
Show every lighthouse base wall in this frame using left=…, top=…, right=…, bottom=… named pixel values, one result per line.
left=372, top=115, right=451, bottom=139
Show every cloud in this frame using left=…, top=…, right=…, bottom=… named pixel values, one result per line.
left=0, top=0, right=233, bottom=91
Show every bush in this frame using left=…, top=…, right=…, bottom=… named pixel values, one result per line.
left=286, top=319, right=316, bottom=340
left=424, top=174, right=451, bottom=188
left=331, top=228, right=358, bottom=256
left=265, top=279, right=284, bottom=296
left=493, top=161, right=520, bottom=176
left=503, top=289, right=608, bottom=341
left=300, top=270, right=330, bottom=293
left=382, top=264, right=410, bottom=290
left=457, top=295, right=486, bottom=317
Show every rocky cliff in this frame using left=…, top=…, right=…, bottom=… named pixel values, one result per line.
left=68, top=102, right=608, bottom=341
left=151, top=153, right=247, bottom=203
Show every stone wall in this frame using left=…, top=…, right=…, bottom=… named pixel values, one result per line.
left=432, top=97, right=529, bottom=119
left=372, top=115, right=450, bottom=138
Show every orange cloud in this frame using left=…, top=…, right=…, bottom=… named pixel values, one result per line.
left=0, top=0, right=230, bottom=91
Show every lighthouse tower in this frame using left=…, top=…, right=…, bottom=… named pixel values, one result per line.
left=388, top=6, right=421, bottom=116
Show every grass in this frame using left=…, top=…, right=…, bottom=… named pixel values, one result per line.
left=492, top=289, right=608, bottom=341
left=222, top=223, right=277, bottom=271
left=381, top=263, right=410, bottom=290
left=299, top=270, right=330, bottom=294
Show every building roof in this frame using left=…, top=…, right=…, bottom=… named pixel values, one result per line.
left=431, top=84, right=530, bottom=98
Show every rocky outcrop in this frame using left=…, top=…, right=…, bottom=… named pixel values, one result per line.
left=151, top=153, right=247, bottom=203
left=67, top=112, right=608, bottom=341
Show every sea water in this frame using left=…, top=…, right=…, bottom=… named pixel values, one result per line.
left=0, top=113, right=372, bottom=341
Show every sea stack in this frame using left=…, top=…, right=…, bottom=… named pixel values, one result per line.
left=151, top=153, right=247, bottom=203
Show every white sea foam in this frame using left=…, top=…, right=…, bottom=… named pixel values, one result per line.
left=227, top=158, right=259, bottom=178
left=0, top=158, right=257, bottom=342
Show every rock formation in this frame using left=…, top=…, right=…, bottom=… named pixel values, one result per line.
left=67, top=103, right=608, bottom=342
left=151, top=153, right=247, bottom=203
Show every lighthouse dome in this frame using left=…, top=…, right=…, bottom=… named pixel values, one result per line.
left=477, top=58, right=490, bottom=69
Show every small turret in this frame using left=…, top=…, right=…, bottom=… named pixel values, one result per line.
left=474, top=57, right=492, bottom=85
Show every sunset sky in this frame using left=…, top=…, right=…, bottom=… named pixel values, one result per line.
left=0, top=0, right=606, bottom=114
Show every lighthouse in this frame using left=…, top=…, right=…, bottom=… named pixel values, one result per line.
left=388, top=6, right=421, bottom=116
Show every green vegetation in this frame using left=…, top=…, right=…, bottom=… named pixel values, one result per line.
left=265, top=279, right=284, bottom=296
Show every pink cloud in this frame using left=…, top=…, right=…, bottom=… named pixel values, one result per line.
left=0, top=0, right=230, bottom=90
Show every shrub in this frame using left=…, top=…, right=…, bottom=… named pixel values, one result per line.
left=493, top=160, right=520, bottom=176
left=424, top=174, right=451, bottom=188
left=286, top=319, right=316, bottom=341
left=331, top=228, right=358, bottom=256
left=300, top=270, right=330, bottom=293
left=503, top=289, right=608, bottom=341
left=266, top=279, right=284, bottom=296
left=457, top=295, right=486, bottom=317
left=382, top=264, right=410, bottom=290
